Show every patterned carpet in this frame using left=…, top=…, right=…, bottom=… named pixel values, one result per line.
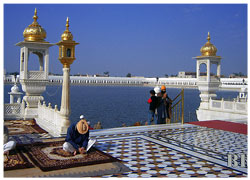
left=24, top=141, right=123, bottom=172
left=4, top=119, right=47, bottom=135
left=4, top=148, right=34, bottom=171
left=4, top=119, right=130, bottom=177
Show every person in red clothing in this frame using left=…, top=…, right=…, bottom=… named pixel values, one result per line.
left=87, top=121, right=94, bottom=130
left=147, top=90, right=157, bottom=125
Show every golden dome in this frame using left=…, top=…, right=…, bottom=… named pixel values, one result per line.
left=61, top=17, right=73, bottom=41
left=200, top=32, right=217, bottom=56
left=23, top=8, right=46, bottom=42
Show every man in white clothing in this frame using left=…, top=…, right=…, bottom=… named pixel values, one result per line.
left=4, top=126, right=16, bottom=155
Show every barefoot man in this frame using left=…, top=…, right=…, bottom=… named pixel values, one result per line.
left=63, top=115, right=96, bottom=155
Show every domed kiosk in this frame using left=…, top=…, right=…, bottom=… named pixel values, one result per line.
left=194, top=32, right=222, bottom=120
left=8, top=81, right=23, bottom=104
left=195, top=32, right=222, bottom=102
left=16, top=8, right=54, bottom=119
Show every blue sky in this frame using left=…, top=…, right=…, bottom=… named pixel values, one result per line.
left=3, top=3, right=247, bottom=77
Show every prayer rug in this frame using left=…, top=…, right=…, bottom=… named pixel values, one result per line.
left=24, top=141, right=122, bottom=172
left=4, top=149, right=34, bottom=171
left=4, top=119, right=47, bottom=135
left=188, top=120, right=247, bottom=135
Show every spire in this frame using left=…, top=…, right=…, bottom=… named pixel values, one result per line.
left=66, top=17, right=69, bottom=31
left=33, top=8, right=38, bottom=23
left=207, top=32, right=211, bottom=42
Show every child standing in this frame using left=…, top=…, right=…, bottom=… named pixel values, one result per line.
left=147, top=90, right=157, bottom=125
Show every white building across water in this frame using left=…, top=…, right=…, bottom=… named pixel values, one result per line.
left=5, top=74, right=248, bottom=91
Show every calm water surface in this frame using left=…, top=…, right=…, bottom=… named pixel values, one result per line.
left=4, top=85, right=238, bottom=129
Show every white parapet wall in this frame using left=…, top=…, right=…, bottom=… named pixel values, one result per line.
left=210, top=98, right=248, bottom=114
left=36, top=101, right=66, bottom=137
left=197, top=98, right=248, bottom=121
left=4, top=101, right=25, bottom=120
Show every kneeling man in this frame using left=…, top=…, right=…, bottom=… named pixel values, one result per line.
left=63, top=115, right=96, bottom=155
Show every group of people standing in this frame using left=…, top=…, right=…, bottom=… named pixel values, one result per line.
left=147, top=85, right=172, bottom=125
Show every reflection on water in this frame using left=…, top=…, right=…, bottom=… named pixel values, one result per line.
left=4, top=85, right=238, bottom=129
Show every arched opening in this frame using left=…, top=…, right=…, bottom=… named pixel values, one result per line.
left=66, top=48, right=71, bottom=57
left=33, top=52, right=44, bottom=71
left=13, top=96, right=18, bottom=103
left=28, top=53, right=41, bottom=71
left=211, top=63, right=218, bottom=77
left=199, top=63, right=207, bottom=77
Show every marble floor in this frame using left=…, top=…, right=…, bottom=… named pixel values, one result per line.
left=91, top=123, right=247, bottom=178
left=7, top=122, right=248, bottom=178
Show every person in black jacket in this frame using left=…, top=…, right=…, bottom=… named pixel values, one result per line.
left=147, top=90, right=157, bottom=125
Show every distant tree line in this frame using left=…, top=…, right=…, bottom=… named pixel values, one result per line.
left=231, top=72, right=246, bottom=77
left=6, top=72, right=19, bottom=76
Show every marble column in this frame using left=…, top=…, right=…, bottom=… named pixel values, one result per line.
left=59, top=67, right=71, bottom=128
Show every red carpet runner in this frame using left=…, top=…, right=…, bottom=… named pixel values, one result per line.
left=188, top=120, right=247, bottom=135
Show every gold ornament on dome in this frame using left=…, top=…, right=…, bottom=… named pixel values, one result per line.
left=200, top=32, right=217, bottom=56
left=23, top=8, right=47, bottom=42
left=61, top=17, right=73, bottom=41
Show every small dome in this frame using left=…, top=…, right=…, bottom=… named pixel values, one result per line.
left=200, top=32, right=217, bottom=56
left=61, top=17, right=73, bottom=41
left=11, top=84, right=20, bottom=93
left=23, top=8, right=47, bottom=42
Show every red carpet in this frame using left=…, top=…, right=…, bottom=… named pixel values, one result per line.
left=188, top=120, right=247, bottom=135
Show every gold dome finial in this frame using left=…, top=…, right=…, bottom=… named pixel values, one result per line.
left=66, top=17, right=69, bottom=30
left=61, top=17, right=73, bottom=41
left=23, top=8, right=47, bottom=42
left=200, top=32, right=217, bottom=56
left=33, top=8, right=38, bottom=22
left=207, top=32, right=210, bottom=41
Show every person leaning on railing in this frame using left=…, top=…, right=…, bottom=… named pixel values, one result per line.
left=154, top=86, right=167, bottom=124
left=161, top=85, right=172, bottom=123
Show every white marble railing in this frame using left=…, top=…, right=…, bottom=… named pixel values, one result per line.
left=4, top=101, right=25, bottom=119
left=209, top=98, right=248, bottom=114
left=36, top=101, right=62, bottom=137
left=27, top=71, right=45, bottom=80
left=198, top=76, right=220, bottom=82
